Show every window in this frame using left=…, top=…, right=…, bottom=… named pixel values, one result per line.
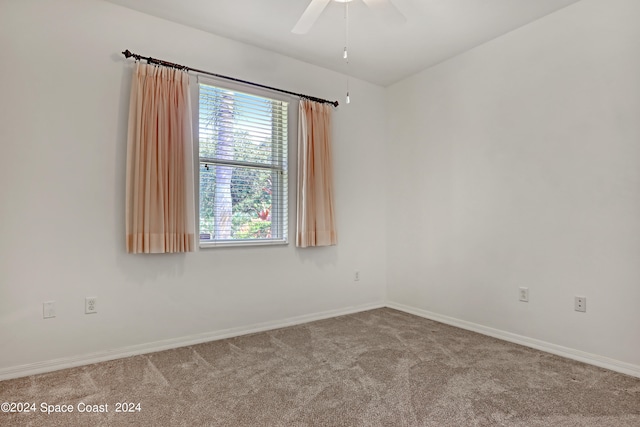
left=198, top=82, right=288, bottom=246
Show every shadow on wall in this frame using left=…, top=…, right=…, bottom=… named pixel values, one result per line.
left=296, top=244, right=339, bottom=268
left=113, top=58, right=132, bottom=255
left=116, top=251, right=188, bottom=285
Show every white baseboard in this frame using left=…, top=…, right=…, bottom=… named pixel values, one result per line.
left=386, top=301, right=640, bottom=379
left=0, top=302, right=384, bottom=381
left=3, top=301, right=638, bottom=381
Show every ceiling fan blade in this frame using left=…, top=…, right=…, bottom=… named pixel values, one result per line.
left=361, top=0, right=407, bottom=26
left=292, top=0, right=332, bottom=34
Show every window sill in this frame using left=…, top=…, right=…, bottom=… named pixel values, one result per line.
left=199, top=239, right=288, bottom=249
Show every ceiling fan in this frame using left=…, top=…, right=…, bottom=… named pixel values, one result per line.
left=292, top=0, right=406, bottom=34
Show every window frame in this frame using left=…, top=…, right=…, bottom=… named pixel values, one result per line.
left=195, top=76, right=293, bottom=248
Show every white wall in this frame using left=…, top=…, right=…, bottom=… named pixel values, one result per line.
left=387, top=0, right=640, bottom=368
left=2, top=0, right=638, bottom=379
left=0, top=0, right=387, bottom=374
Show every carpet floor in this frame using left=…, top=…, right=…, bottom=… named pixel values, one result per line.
left=1, top=308, right=638, bottom=426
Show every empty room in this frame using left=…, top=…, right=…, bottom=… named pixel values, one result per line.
left=0, top=0, right=638, bottom=425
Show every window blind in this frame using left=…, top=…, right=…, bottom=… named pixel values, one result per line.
left=198, top=83, right=288, bottom=245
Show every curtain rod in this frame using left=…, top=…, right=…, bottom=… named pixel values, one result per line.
left=122, top=50, right=339, bottom=107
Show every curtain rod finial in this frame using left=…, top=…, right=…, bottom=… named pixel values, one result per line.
left=122, top=50, right=133, bottom=58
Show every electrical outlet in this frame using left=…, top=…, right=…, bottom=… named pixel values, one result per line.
left=85, top=297, right=97, bottom=314
left=354, top=271, right=360, bottom=282
left=574, top=296, right=586, bottom=312
left=43, top=301, right=56, bottom=319
left=519, top=287, right=529, bottom=302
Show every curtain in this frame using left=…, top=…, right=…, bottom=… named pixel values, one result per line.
left=125, top=62, right=196, bottom=253
left=296, top=100, right=337, bottom=247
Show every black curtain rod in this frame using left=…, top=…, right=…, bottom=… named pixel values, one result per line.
left=122, top=50, right=339, bottom=107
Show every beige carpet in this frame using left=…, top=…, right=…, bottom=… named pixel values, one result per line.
left=1, top=308, right=638, bottom=426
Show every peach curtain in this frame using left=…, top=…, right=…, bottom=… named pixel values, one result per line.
left=296, top=100, right=337, bottom=247
left=125, top=63, right=196, bottom=253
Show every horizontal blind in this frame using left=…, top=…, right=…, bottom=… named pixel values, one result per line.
left=198, top=83, right=288, bottom=244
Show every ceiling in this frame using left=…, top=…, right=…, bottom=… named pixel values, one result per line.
left=104, top=0, right=582, bottom=86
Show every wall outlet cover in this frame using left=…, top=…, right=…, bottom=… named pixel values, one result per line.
left=519, top=287, right=529, bottom=302
left=43, top=301, right=56, bottom=319
left=85, top=297, right=97, bottom=314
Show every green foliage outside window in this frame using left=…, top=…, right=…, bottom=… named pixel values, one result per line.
left=199, top=85, right=285, bottom=242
